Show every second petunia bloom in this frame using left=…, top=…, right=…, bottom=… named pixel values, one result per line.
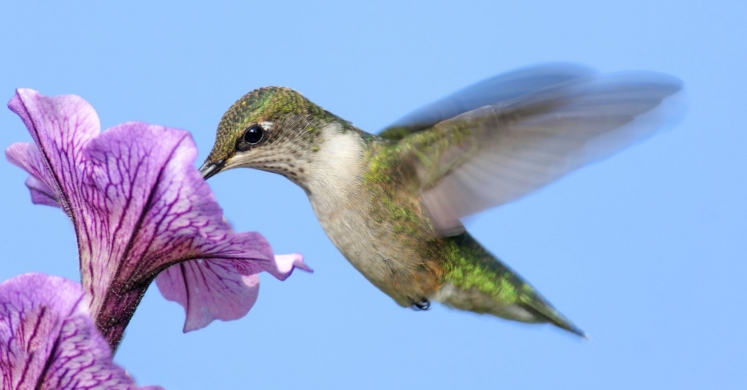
left=5, top=89, right=310, bottom=350
left=0, top=273, right=163, bottom=390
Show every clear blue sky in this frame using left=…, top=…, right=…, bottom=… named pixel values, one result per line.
left=1, top=1, right=744, bottom=389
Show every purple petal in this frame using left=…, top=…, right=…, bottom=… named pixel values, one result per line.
left=80, top=125, right=291, bottom=336
left=26, top=176, right=60, bottom=208
left=7, top=90, right=99, bottom=219
left=0, top=273, right=161, bottom=390
left=6, top=89, right=310, bottom=348
left=5, top=142, right=60, bottom=208
left=154, top=251, right=310, bottom=332
left=155, top=260, right=260, bottom=332
left=273, top=253, right=313, bottom=280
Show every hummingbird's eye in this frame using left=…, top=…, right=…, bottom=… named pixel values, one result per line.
left=242, top=125, right=264, bottom=145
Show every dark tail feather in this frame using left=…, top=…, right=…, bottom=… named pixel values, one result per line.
left=519, top=294, right=589, bottom=339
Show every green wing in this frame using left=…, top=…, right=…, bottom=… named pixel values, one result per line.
left=392, top=69, right=683, bottom=235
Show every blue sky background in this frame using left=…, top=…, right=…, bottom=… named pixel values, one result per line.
left=1, top=1, right=744, bottom=389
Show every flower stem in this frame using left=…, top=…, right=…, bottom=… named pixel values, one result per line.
left=93, top=283, right=150, bottom=352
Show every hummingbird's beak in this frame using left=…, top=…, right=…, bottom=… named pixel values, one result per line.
left=199, top=159, right=225, bottom=180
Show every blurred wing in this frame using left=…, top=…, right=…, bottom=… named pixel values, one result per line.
left=379, top=63, right=597, bottom=140
left=406, top=72, right=684, bottom=235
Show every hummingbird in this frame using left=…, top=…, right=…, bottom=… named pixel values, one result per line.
left=200, top=64, right=682, bottom=337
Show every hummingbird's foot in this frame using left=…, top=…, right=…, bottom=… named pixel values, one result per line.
left=412, top=299, right=431, bottom=311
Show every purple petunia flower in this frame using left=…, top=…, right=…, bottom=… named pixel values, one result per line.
left=0, top=273, right=162, bottom=390
left=5, top=89, right=311, bottom=350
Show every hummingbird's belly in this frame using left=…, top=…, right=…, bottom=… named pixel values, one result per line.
left=309, top=194, right=441, bottom=307
left=302, top=129, right=442, bottom=307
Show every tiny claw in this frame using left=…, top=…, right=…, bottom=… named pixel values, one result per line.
left=412, top=299, right=431, bottom=311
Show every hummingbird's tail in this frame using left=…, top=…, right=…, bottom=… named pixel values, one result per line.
left=517, top=292, right=588, bottom=339
left=433, top=233, right=587, bottom=338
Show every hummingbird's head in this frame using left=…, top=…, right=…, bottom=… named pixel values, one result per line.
left=200, top=87, right=342, bottom=186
